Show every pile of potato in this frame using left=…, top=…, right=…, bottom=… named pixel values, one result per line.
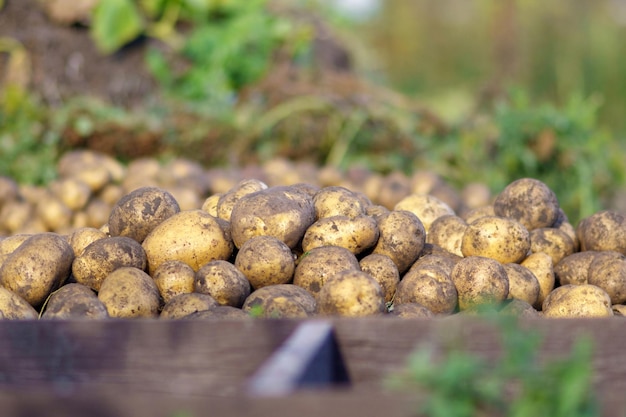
left=0, top=150, right=625, bottom=320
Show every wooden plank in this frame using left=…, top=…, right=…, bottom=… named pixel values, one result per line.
left=247, top=320, right=349, bottom=396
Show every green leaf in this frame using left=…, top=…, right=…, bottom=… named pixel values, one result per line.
left=91, top=0, right=145, bottom=54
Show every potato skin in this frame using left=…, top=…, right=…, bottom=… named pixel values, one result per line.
left=313, top=186, right=365, bottom=219
left=41, top=283, right=109, bottom=319
left=389, top=303, right=434, bottom=318
left=142, top=209, right=234, bottom=274
left=461, top=216, right=530, bottom=264
left=395, top=263, right=458, bottom=315
left=577, top=210, right=626, bottom=255
left=554, top=251, right=599, bottom=286
left=451, top=256, right=509, bottom=311
left=68, top=227, right=107, bottom=257
left=0, top=233, right=74, bottom=308
left=152, top=260, right=196, bottom=304
left=108, top=186, right=181, bottom=243
left=160, top=293, right=218, bottom=319
left=394, top=193, right=455, bottom=232
left=502, top=263, right=540, bottom=307
left=293, top=246, right=360, bottom=297
left=98, top=267, right=161, bottom=318
left=542, top=284, right=613, bottom=318
left=242, top=284, right=316, bottom=318
left=493, top=178, right=560, bottom=230
left=521, top=252, right=554, bottom=310
left=217, top=179, right=268, bottom=222
left=359, top=254, right=400, bottom=304
left=72, top=236, right=147, bottom=291
left=234, top=235, right=295, bottom=289
left=317, top=270, right=385, bottom=317
left=373, top=210, right=426, bottom=273
left=195, top=260, right=251, bottom=308
left=0, top=287, right=39, bottom=319
left=587, top=252, right=626, bottom=304
left=529, top=227, right=575, bottom=266
left=426, top=214, right=468, bottom=257
left=302, top=214, right=379, bottom=255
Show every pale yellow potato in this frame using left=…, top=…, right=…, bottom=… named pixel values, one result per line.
left=98, top=183, right=125, bottom=206
left=395, top=263, right=458, bottom=315
left=460, top=182, right=492, bottom=211
left=313, top=186, right=365, bottom=219
left=426, top=214, right=468, bottom=257
left=521, top=252, right=554, bottom=310
left=451, top=256, right=509, bottom=311
left=72, top=236, right=147, bottom=291
left=577, top=210, right=626, bottom=255
left=0, top=200, right=34, bottom=234
left=394, top=193, right=455, bottom=232
left=216, top=179, right=268, bottom=222
left=0, top=287, right=39, bottom=319
left=293, top=246, right=360, bottom=298
left=160, top=293, right=218, bottom=319
left=587, top=252, right=626, bottom=304
left=389, top=303, right=435, bottom=318
left=552, top=208, right=580, bottom=251
left=612, top=304, right=626, bottom=316
left=108, top=186, right=181, bottom=243
left=542, top=284, right=613, bottom=318
left=234, top=235, right=295, bottom=289
left=502, top=263, right=540, bottom=306
left=50, top=177, right=92, bottom=211
left=461, top=216, right=530, bottom=264
left=0, top=234, right=32, bottom=257
left=41, top=283, right=109, bottom=319
left=142, top=209, right=233, bottom=274
left=242, top=284, right=316, bottom=318
left=194, top=260, right=251, bottom=308
left=317, top=270, right=385, bottom=317
left=68, top=227, right=107, bottom=257
left=0, top=233, right=74, bottom=307
left=411, top=253, right=459, bottom=275
left=85, top=198, right=112, bottom=229
left=461, top=205, right=495, bottom=225
left=35, top=192, right=73, bottom=232
left=529, top=227, right=575, bottom=266
left=554, top=251, right=599, bottom=286
left=373, top=210, right=426, bottom=273
left=201, top=194, right=221, bottom=217
left=359, top=253, right=400, bottom=304
left=376, top=171, right=411, bottom=209
left=98, top=267, right=161, bottom=318
left=493, top=178, right=560, bottom=230
left=152, top=260, right=196, bottom=304
left=302, top=214, right=379, bottom=255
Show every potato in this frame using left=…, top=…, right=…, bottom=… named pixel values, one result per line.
left=0, top=233, right=74, bottom=307
left=426, top=214, right=468, bottom=257
left=0, top=176, right=19, bottom=208
left=184, top=305, right=250, bottom=319
left=72, top=236, right=147, bottom=291
left=0, top=200, right=34, bottom=234
left=41, top=283, right=109, bottom=319
left=195, top=260, right=251, bottom=308
left=35, top=192, right=73, bottom=232
left=234, top=235, right=295, bottom=289
left=98, top=183, right=125, bottom=206
left=365, top=204, right=390, bottom=221
left=542, top=284, right=613, bottom=318
left=521, top=252, right=554, bottom=309
left=0, top=287, right=39, bottom=319
left=461, top=216, right=530, bottom=264
left=412, top=253, right=459, bottom=274
left=98, top=267, right=161, bottom=318
left=552, top=208, right=580, bottom=251
left=577, top=210, right=626, bottom=255
left=502, top=263, right=540, bottom=307
left=394, top=263, right=458, bottom=315
left=373, top=210, right=426, bottom=273
left=313, top=186, right=365, bottom=219
left=394, top=193, right=455, bottom=232
left=0, top=234, right=32, bottom=258
left=230, top=186, right=316, bottom=249
left=460, top=182, right=492, bottom=211
left=417, top=244, right=464, bottom=265
left=375, top=171, right=410, bottom=209
left=142, top=209, right=233, bottom=274
left=216, top=179, right=268, bottom=222
left=152, top=260, right=196, bottom=304
left=317, top=270, right=385, bottom=317
left=85, top=198, right=112, bottom=229
left=293, top=246, right=360, bottom=297
left=499, top=299, right=540, bottom=317
left=493, top=178, right=560, bottom=230
left=359, top=254, right=400, bottom=304
left=160, top=293, right=218, bottom=319
left=554, top=251, right=599, bottom=286
left=201, top=194, right=221, bottom=217
left=68, top=227, right=107, bottom=257
left=389, top=303, right=435, bottom=318
left=461, top=205, right=495, bottom=225
left=242, top=284, right=316, bottom=318
left=50, top=178, right=92, bottom=211
left=302, top=214, right=379, bottom=255
left=451, top=256, right=509, bottom=311
left=108, top=186, right=181, bottom=244
left=612, top=304, right=626, bottom=316
left=587, top=252, right=626, bottom=304
left=529, top=227, right=575, bottom=266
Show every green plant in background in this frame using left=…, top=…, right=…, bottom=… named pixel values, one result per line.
left=387, top=312, right=599, bottom=417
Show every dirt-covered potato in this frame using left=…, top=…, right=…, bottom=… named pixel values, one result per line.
left=529, top=227, right=575, bottom=266
left=108, top=186, right=181, bottom=243
left=521, top=252, right=554, bottom=310
left=229, top=186, right=316, bottom=250
left=460, top=205, right=495, bottom=225
left=394, top=193, right=455, bottom=232
left=293, top=246, right=360, bottom=297
left=0, top=233, right=74, bottom=307
left=554, top=251, right=599, bottom=286
left=317, top=270, right=385, bottom=317
left=359, top=254, right=400, bottom=304
left=587, top=252, right=626, bottom=304
left=426, top=214, right=468, bottom=257
left=577, top=210, right=626, bottom=255
left=142, top=209, right=233, bottom=274
left=302, top=214, right=379, bottom=255
left=493, top=178, right=560, bottom=230
left=502, top=263, right=540, bottom=307
left=542, top=284, right=613, bottom=318
left=184, top=305, right=250, bottom=319
left=152, top=260, right=196, bottom=304
left=451, top=256, right=509, bottom=311
left=41, top=283, right=109, bottom=319
left=242, top=284, right=316, bottom=318
left=216, top=179, right=268, bottom=222
left=395, top=262, right=458, bottom=315
left=195, top=260, right=251, bottom=308
left=373, top=210, right=426, bottom=273
left=612, top=304, right=626, bottom=316
left=160, top=293, right=218, bottom=319
left=234, top=235, right=295, bottom=289
left=0, top=234, right=32, bottom=267
left=313, top=186, right=365, bottom=219
left=72, top=236, right=147, bottom=291
left=68, top=227, right=107, bottom=257
left=0, top=287, right=39, bottom=319
left=461, top=216, right=530, bottom=264
left=97, top=267, right=161, bottom=318
left=201, top=194, right=221, bottom=217
left=389, top=303, right=435, bottom=318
